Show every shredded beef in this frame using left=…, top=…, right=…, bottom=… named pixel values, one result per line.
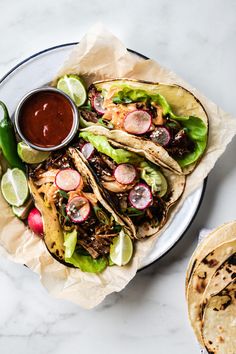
left=79, top=109, right=98, bottom=123
left=166, top=129, right=195, bottom=158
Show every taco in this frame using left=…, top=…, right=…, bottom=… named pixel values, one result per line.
left=72, top=131, right=185, bottom=239
left=28, top=149, right=134, bottom=273
left=79, top=79, right=208, bottom=174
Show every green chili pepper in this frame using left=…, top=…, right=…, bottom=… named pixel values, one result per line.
left=0, top=101, right=25, bottom=170
left=93, top=205, right=110, bottom=225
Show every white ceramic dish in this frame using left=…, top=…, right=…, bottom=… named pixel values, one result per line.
left=0, top=43, right=205, bottom=270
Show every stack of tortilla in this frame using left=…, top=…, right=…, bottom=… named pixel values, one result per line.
left=186, top=221, right=236, bottom=353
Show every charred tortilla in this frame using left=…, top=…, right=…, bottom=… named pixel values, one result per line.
left=202, top=280, right=236, bottom=354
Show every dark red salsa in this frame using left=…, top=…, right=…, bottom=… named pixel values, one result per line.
left=18, top=91, right=74, bottom=148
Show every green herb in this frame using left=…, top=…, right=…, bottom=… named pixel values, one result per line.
left=113, top=224, right=122, bottom=233
left=80, top=102, right=92, bottom=111
left=127, top=207, right=145, bottom=217
left=58, top=190, right=69, bottom=199
left=98, top=118, right=108, bottom=127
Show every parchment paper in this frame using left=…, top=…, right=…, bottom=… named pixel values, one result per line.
left=1, top=24, right=236, bottom=309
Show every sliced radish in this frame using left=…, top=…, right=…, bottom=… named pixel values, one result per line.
left=150, top=126, right=171, bottom=146
left=114, top=164, right=137, bottom=185
left=128, top=183, right=153, bottom=210
left=81, top=143, right=94, bottom=160
left=66, top=196, right=91, bottom=223
left=55, top=169, right=81, bottom=191
left=124, top=110, right=152, bottom=135
left=92, top=93, right=106, bottom=115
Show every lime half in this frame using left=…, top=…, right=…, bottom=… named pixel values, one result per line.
left=57, top=74, right=87, bottom=107
left=1, top=168, right=29, bottom=206
left=17, top=142, right=50, bottom=164
left=110, top=230, right=133, bottom=266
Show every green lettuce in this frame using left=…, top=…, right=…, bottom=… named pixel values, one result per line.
left=64, top=229, right=77, bottom=258
left=140, top=161, right=167, bottom=197
left=63, top=230, right=107, bottom=273
left=66, top=253, right=107, bottom=273
left=79, top=132, right=142, bottom=165
left=172, top=115, right=207, bottom=167
left=112, top=87, right=207, bottom=167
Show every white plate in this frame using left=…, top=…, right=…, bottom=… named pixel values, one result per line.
left=0, top=43, right=205, bottom=270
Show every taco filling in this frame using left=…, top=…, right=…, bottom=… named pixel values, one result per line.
left=29, top=150, right=133, bottom=272
left=80, top=80, right=208, bottom=170
left=76, top=132, right=185, bottom=238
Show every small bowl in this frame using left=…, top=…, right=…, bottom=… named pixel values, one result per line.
left=14, top=87, right=79, bottom=151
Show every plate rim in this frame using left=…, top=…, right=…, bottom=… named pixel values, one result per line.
left=0, top=42, right=207, bottom=270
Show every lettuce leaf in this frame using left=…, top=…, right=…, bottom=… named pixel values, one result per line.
left=173, top=115, right=207, bottom=167
left=66, top=253, right=107, bottom=273
left=140, top=161, right=167, bottom=197
left=64, top=229, right=77, bottom=258
left=79, top=132, right=142, bottom=164
left=63, top=230, right=107, bottom=273
left=112, top=87, right=171, bottom=115
left=112, top=87, right=207, bottom=167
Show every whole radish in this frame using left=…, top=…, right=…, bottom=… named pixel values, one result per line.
left=28, top=207, right=44, bottom=236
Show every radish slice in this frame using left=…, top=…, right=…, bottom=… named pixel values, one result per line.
left=66, top=196, right=91, bottom=223
left=114, top=164, right=137, bottom=185
left=150, top=126, right=171, bottom=146
left=128, top=183, right=153, bottom=210
left=92, top=93, right=106, bottom=115
left=81, top=143, right=94, bottom=160
left=124, top=110, right=152, bottom=135
left=55, top=169, right=81, bottom=191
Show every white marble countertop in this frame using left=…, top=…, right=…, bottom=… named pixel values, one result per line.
left=0, top=1, right=236, bottom=353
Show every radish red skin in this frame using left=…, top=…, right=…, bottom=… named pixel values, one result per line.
left=28, top=208, right=44, bottom=236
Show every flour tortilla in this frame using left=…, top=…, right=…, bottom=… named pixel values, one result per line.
left=202, top=280, right=236, bottom=354
left=187, top=239, right=236, bottom=345
left=88, top=78, right=209, bottom=175
left=201, top=252, right=236, bottom=314
left=186, top=221, right=236, bottom=288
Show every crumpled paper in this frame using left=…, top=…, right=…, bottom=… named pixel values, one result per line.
left=0, top=23, right=236, bottom=309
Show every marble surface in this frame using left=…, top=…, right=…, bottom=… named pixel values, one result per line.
left=0, top=0, right=236, bottom=353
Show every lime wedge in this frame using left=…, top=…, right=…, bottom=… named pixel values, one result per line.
left=17, top=142, right=50, bottom=164
left=110, top=230, right=133, bottom=266
left=57, top=74, right=87, bottom=107
left=1, top=168, right=29, bottom=206
left=12, top=198, right=33, bottom=219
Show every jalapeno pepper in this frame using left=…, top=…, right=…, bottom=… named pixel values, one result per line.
left=0, top=101, right=25, bottom=170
